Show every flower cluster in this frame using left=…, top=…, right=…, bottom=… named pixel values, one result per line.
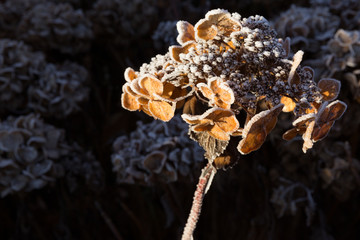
left=111, top=115, right=204, bottom=184
left=0, top=39, right=45, bottom=112
left=0, top=114, right=100, bottom=197
left=273, top=5, right=340, bottom=53
left=17, top=2, right=93, bottom=54
left=0, top=39, right=90, bottom=118
left=121, top=9, right=347, bottom=165
left=27, top=62, right=90, bottom=118
left=88, top=0, right=158, bottom=45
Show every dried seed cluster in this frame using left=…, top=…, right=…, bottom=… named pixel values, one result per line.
left=121, top=9, right=347, bottom=164
left=111, top=115, right=204, bottom=184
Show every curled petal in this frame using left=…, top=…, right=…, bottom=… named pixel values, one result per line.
left=316, top=100, right=347, bottom=124
left=139, top=75, right=163, bottom=97
left=288, top=50, right=303, bottom=85
left=302, top=120, right=315, bottom=153
left=282, top=128, right=302, bottom=141
left=121, top=84, right=140, bottom=111
left=208, top=124, right=230, bottom=141
left=198, top=83, right=214, bottom=99
left=124, top=67, right=137, bottom=82
left=148, top=100, right=175, bottom=122
left=318, top=78, right=341, bottom=101
left=195, top=9, right=241, bottom=41
left=169, top=41, right=196, bottom=62
left=238, top=104, right=283, bottom=154
left=176, top=21, right=195, bottom=45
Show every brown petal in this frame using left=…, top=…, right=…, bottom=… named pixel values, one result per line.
left=318, top=78, right=341, bottom=101
left=210, top=78, right=234, bottom=104
left=195, top=9, right=241, bottom=40
left=192, top=122, right=212, bottom=132
left=176, top=21, right=195, bottom=45
left=198, top=83, right=214, bottom=100
left=139, top=75, right=163, bottom=97
left=194, top=18, right=218, bottom=41
left=208, top=124, right=230, bottom=141
left=288, top=50, right=303, bottom=85
left=280, top=96, right=296, bottom=112
left=213, top=155, right=232, bottom=169
left=143, top=151, right=166, bottom=174
left=124, top=67, right=137, bottom=82
left=282, top=128, right=300, bottom=141
left=215, top=113, right=239, bottom=133
left=237, top=104, right=283, bottom=154
left=312, top=121, right=334, bottom=142
left=316, top=100, right=347, bottom=124
left=148, top=100, right=175, bottom=122
left=169, top=41, right=196, bottom=62
left=121, top=92, right=140, bottom=111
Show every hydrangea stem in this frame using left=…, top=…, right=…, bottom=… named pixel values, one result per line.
left=181, top=162, right=217, bottom=240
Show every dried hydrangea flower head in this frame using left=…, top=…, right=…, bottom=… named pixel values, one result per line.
left=0, top=114, right=101, bottom=197
left=120, top=9, right=347, bottom=239
left=17, top=2, right=93, bottom=54
left=121, top=9, right=346, bottom=160
left=88, top=0, right=158, bottom=45
left=0, top=39, right=45, bottom=112
left=27, top=61, right=90, bottom=118
left=111, top=115, right=204, bottom=184
left=273, top=5, right=340, bottom=53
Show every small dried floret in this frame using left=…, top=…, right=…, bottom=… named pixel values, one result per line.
left=182, top=108, right=239, bottom=141
left=197, top=77, right=234, bottom=109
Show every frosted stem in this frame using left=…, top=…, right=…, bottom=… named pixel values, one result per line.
left=181, top=163, right=217, bottom=240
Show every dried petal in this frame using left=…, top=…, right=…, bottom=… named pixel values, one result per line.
left=318, top=78, right=341, bottom=101
left=121, top=91, right=140, bottom=111
left=143, top=151, right=166, bottom=174
left=176, top=21, right=195, bottom=45
left=169, top=41, right=196, bottom=62
left=195, top=9, right=240, bottom=41
left=281, top=96, right=296, bottom=112
left=124, top=67, right=137, bottom=82
left=148, top=100, right=175, bottom=122
left=138, top=75, right=163, bottom=97
left=288, top=50, right=304, bottom=85
left=238, top=104, right=283, bottom=154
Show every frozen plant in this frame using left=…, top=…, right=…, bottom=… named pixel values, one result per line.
left=87, top=0, right=158, bottom=45
left=120, top=9, right=347, bottom=239
left=111, top=115, right=204, bottom=185
left=273, top=5, right=340, bottom=53
left=17, top=2, right=93, bottom=54
left=27, top=61, right=90, bottom=118
left=0, top=113, right=103, bottom=197
left=0, top=39, right=45, bottom=112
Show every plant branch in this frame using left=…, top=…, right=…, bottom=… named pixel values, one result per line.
left=181, top=163, right=217, bottom=240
